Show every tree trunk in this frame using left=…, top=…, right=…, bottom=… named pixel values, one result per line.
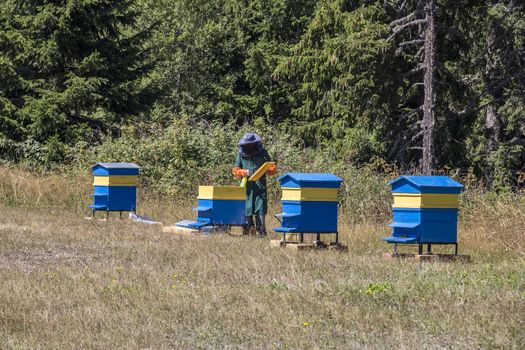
left=485, top=104, right=501, bottom=152
left=422, top=0, right=436, bottom=175
left=484, top=10, right=502, bottom=151
left=484, top=9, right=502, bottom=185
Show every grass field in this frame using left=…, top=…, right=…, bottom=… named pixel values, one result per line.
left=0, top=166, right=524, bottom=349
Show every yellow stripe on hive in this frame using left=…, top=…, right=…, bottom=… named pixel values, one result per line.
left=281, top=188, right=338, bottom=202
left=198, top=186, right=246, bottom=200
left=392, top=193, right=459, bottom=208
left=93, top=176, right=138, bottom=186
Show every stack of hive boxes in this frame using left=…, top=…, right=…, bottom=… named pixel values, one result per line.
left=383, top=175, right=463, bottom=249
left=273, top=173, right=342, bottom=238
left=177, top=186, right=246, bottom=229
left=89, top=162, right=141, bottom=213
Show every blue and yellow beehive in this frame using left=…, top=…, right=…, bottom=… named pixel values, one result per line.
left=273, top=173, right=342, bottom=236
left=382, top=176, right=463, bottom=248
left=176, top=186, right=246, bottom=229
left=89, top=163, right=141, bottom=213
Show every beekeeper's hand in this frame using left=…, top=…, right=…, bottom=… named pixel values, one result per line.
left=267, top=164, right=277, bottom=176
left=232, top=167, right=250, bottom=178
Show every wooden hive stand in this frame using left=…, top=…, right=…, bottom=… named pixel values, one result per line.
left=383, top=243, right=471, bottom=262
left=270, top=232, right=347, bottom=251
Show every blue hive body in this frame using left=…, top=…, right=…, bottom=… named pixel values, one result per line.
left=92, top=186, right=138, bottom=211
left=383, top=176, right=463, bottom=247
left=389, top=208, right=460, bottom=244
left=274, top=173, right=342, bottom=235
left=89, top=163, right=141, bottom=213
left=176, top=186, right=247, bottom=230
left=278, top=201, right=339, bottom=233
left=194, top=199, right=245, bottom=226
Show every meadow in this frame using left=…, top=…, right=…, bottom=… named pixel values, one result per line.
left=0, top=165, right=524, bottom=349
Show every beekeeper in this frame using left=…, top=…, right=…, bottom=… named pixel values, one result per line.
left=232, top=133, right=276, bottom=236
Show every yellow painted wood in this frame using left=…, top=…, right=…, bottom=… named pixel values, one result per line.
left=281, top=187, right=339, bottom=202
left=285, top=233, right=298, bottom=241
left=392, top=193, right=459, bottom=208
left=249, top=162, right=275, bottom=182
left=198, top=186, right=246, bottom=200
left=93, top=176, right=138, bottom=186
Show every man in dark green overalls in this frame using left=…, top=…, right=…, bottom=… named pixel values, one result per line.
left=232, top=133, right=276, bottom=236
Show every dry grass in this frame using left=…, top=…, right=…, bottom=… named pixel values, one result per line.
left=0, top=166, right=524, bottom=349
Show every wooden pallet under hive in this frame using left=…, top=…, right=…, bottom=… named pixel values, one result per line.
left=162, top=224, right=239, bottom=235
left=270, top=240, right=347, bottom=251
left=383, top=252, right=471, bottom=262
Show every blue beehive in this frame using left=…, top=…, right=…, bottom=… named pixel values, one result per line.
left=274, top=173, right=343, bottom=243
left=89, top=163, right=141, bottom=215
left=176, top=186, right=246, bottom=230
left=382, top=176, right=463, bottom=254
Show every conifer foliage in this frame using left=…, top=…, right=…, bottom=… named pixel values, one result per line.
left=0, top=0, right=154, bottom=162
left=0, top=0, right=523, bottom=188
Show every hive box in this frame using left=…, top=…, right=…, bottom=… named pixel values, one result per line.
left=89, top=162, right=141, bottom=212
left=176, top=186, right=246, bottom=230
left=382, top=176, right=463, bottom=245
left=273, top=173, right=342, bottom=234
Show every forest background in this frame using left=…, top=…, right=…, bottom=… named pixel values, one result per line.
left=0, top=0, right=524, bottom=194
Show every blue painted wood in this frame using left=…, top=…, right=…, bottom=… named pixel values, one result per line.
left=389, top=222, right=420, bottom=228
left=389, top=175, right=463, bottom=194
left=277, top=173, right=343, bottom=189
left=89, top=163, right=140, bottom=212
left=274, top=172, right=342, bottom=235
left=382, top=236, right=417, bottom=243
left=195, top=199, right=245, bottom=226
left=274, top=227, right=300, bottom=233
left=383, top=176, right=463, bottom=246
left=383, top=176, right=463, bottom=244
left=90, top=186, right=137, bottom=211
left=176, top=220, right=209, bottom=229
left=277, top=200, right=339, bottom=233
left=384, top=207, right=459, bottom=244
left=92, top=163, right=140, bottom=176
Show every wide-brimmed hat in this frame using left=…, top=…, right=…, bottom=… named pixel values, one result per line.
left=238, top=133, right=262, bottom=156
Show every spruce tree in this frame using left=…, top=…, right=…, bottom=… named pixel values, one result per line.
left=0, top=0, right=154, bottom=162
left=466, top=0, right=525, bottom=188
left=275, top=0, right=397, bottom=163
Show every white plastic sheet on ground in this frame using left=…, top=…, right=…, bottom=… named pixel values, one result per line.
left=128, top=212, right=162, bottom=225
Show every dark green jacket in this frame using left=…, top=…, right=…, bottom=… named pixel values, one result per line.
left=235, top=148, right=272, bottom=215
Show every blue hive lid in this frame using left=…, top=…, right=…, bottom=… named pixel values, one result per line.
left=93, top=162, right=141, bottom=169
left=92, top=162, right=141, bottom=176
left=389, top=176, right=463, bottom=194
left=277, top=173, right=343, bottom=188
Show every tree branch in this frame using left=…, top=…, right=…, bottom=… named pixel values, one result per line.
left=399, top=39, right=425, bottom=47
left=389, top=12, right=415, bottom=27
left=395, top=39, right=425, bottom=55
left=416, top=45, right=425, bottom=58
left=388, top=19, right=427, bottom=41
left=402, top=65, right=424, bottom=77
left=398, top=0, right=409, bottom=13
